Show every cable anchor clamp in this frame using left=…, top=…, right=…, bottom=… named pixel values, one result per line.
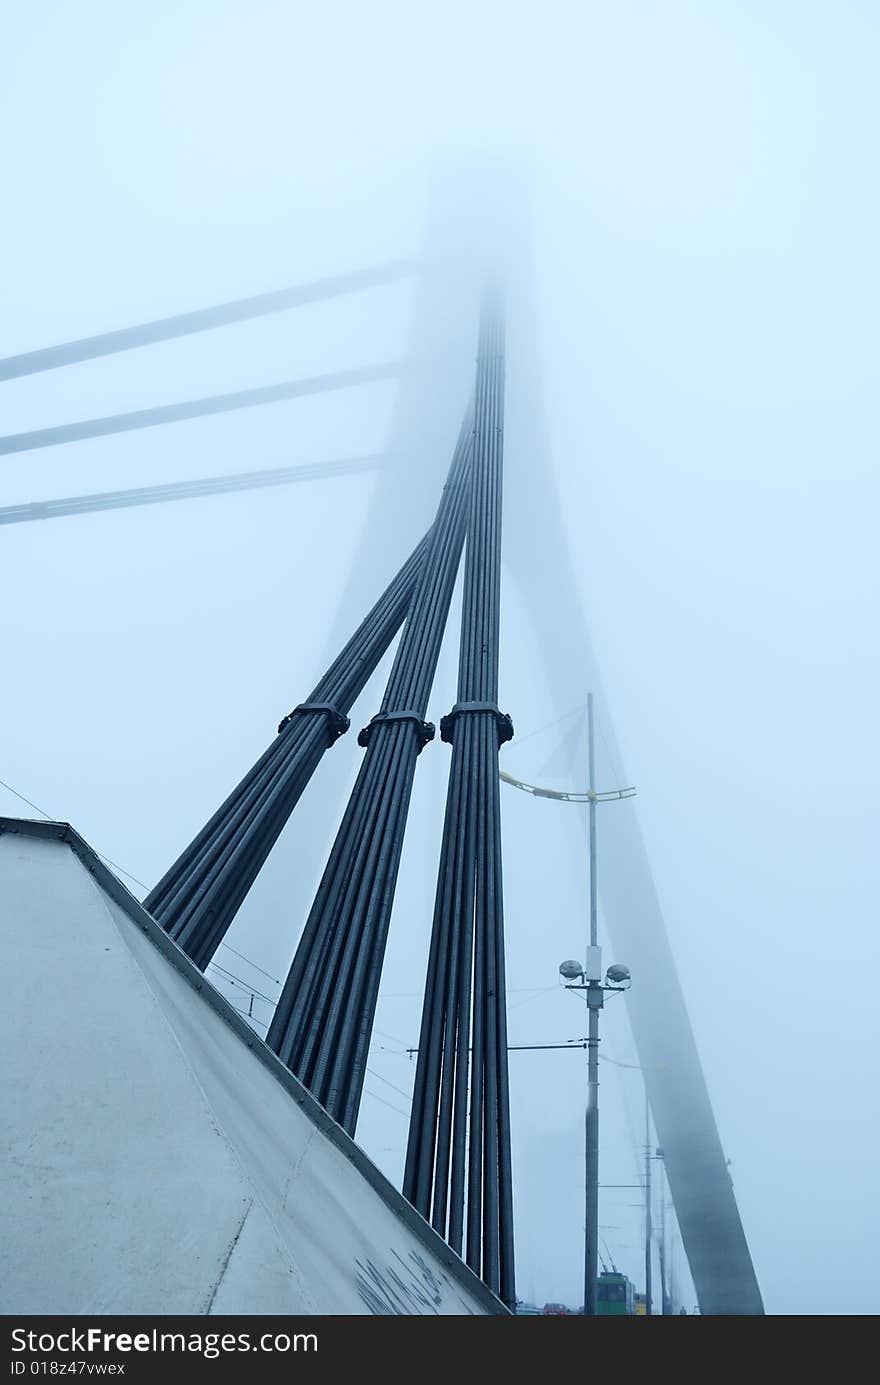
left=440, top=701, right=514, bottom=747
left=277, top=702, right=350, bottom=746
left=357, top=710, right=435, bottom=753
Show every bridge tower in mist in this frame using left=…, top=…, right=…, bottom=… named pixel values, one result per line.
left=0, top=170, right=763, bottom=1316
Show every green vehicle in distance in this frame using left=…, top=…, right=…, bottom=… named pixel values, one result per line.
left=597, top=1272, right=636, bottom=1316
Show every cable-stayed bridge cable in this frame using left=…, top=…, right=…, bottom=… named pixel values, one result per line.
left=267, top=413, right=474, bottom=1136
left=0, top=455, right=381, bottom=526
left=403, top=291, right=516, bottom=1308
left=0, top=260, right=416, bottom=382
left=0, top=362, right=401, bottom=458
left=145, top=534, right=428, bottom=969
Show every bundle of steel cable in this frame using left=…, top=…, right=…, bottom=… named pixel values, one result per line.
left=145, top=534, right=427, bottom=969
left=403, top=294, right=516, bottom=1307
left=267, top=414, right=474, bottom=1135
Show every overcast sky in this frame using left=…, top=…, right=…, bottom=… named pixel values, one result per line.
left=2, top=1, right=878, bottom=1315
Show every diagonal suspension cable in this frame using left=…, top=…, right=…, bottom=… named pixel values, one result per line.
left=0, top=259, right=416, bottom=382
left=146, top=533, right=429, bottom=970
left=0, top=363, right=401, bottom=457
left=403, top=290, right=516, bottom=1309
left=266, top=412, right=475, bottom=1137
left=0, top=455, right=381, bottom=526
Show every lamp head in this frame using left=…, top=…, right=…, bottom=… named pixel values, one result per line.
left=558, top=959, right=584, bottom=981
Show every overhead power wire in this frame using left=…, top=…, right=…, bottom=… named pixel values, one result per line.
left=230, top=1005, right=270, bottom=1030
left=0, top=777, right=54, bottom=822
left=510, top=703, right=586, bottom=750
left=362, top=1088, right=410, bottom=1120
left=0, top=363, right=401, bottom=458
left=0, top=259, right=417, bottom=382
left=0, top=775, right=280, bottom=983
left=0, top=775, right=150, bottom=892
left=205, top=964, right=277, bottom=1007
left=216, top=942, right=281, bottom=986
left=365, top=1069, right=413, bottom=1103
left=0, top=455, right=381, bottom=526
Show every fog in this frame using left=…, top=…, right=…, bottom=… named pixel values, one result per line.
left=2, top=2, right=878, bottom=1316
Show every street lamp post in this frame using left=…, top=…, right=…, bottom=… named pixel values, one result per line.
left=585, top=693, right=600, bottom=1320
left=643, top=1113, right=670, bottom=1315
left=502, top=691, right=634, bottom=1320
left=596, top=1048, right=676, bottom=1316
left=657, top=1150, right=668, bottom=1315
left=644, top=1091, right=653, bottom=1316
left=558, top=952, right=630, bottom=1317
left=557, top=695, right=632, bottom=1318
